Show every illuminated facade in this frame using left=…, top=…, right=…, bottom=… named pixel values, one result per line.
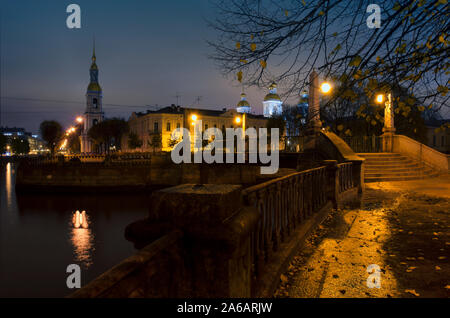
left=124, top=105, right=268, bottom=152
left=263, top=83, right=282, bottom=117
left=236, top=93, right=251, bottom=114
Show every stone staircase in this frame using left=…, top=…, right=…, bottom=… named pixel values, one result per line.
left=357, top=153, right=439, bottom=183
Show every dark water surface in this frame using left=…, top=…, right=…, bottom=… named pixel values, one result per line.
left=0, top=163, right=150, bottom=297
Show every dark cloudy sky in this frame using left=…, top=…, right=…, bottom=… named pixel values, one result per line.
left=1, top=0, right=290, bottom=134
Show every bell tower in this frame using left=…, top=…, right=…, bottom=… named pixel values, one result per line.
left=80, top=40, right=104, bottom=153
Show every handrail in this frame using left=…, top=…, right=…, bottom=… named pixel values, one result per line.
left=242, top=166, right=328, bottom=282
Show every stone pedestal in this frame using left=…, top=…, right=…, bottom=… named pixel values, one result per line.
left=147, top=183, right=258, bottom=297
left=381, top=93, right=395, bottom=152
left=381, top=128, right=396, bottom=153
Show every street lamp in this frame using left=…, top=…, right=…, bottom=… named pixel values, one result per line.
left=191, top=114, right=198, bottom=126
left=320, top=82, right=332, bottom=94
left=76, top=116, right=83, bottom=124
left=376, top=94, right=384, bottom=104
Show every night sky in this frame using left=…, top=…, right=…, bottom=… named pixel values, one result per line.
left=1, top=0, right=288, bottom=134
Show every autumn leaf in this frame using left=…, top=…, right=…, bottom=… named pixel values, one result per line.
left=405, top=289, right=420, bottom=297
left=319, top=11, right=324, bottom=16
left=337, top=124, right=344, bottom=131
left=284, top=10, right=289, bottom=16
left=237, top=70, right=243, bottom=83
left=280, top=274, right=288, bottom=283
left=250, top=43, right=256, bottom=51
left=240, top=59, right=247, bottom=64
left=250, top=34, right=254, bottom=40
left=260, top=60, right=267, bottom=68
left=349, top=55, right=362, bottom=67
left=236, top=42, right=241, bottom=50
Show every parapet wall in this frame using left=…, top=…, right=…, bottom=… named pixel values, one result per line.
left=393, top=134, right=449, bottom=172
left=15, top=155, right=261, bottom=192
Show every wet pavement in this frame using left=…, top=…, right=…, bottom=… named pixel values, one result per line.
left=274, top=175, right=450, bottom=298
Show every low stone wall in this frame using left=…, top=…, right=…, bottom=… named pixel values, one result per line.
left=15, top=155, right=261, bottom=192
left=70, top=230, right=191, bottom=298
left=393, top=134, right=449, bottom=172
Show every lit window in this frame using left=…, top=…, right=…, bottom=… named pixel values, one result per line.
left=166, top=122, right=171, bottom=132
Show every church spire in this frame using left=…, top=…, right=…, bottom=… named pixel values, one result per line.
left=87, top=39, right=101, bottom=92
left=92, top=37, right=96, bottom=61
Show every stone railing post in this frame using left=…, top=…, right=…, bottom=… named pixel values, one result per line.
left=146, top=184, right=258, bottom=298
left=348, top=159, right=364, bottom=194
left=322, top=160, right=338, bottom=209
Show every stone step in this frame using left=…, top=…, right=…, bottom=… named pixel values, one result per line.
left=357, top=153, right=402, bottom=158
left=359, top=152, right=439, bottom=182
left=365, top=166, right=425, bottom=173
left=365, top=169, right=435, bottom=178
left=365, top=173, right=439, bottom=182
left=363, top=157, right=412, bottom=163
left=364, top=163, right=421, bottom=169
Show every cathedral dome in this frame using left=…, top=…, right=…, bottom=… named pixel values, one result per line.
left=87, top=82, right=102, bottom=92
left=264, top=82, right=281, bottom=101
left=264, top=93, right=281, bottom=101
left=237, top=93, right=250, bottom=107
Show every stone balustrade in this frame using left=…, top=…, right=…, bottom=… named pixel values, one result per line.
left=70, top=159, right=362, bottom=298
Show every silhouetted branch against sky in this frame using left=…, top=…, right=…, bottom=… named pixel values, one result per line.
left=208, top=0, right=449, bottom=112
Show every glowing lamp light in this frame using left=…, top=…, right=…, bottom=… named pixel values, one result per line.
left=376, top=94, right=384, bottom=104
left=76, top=117, right=83, bottom=123
left=320, top=82, right=332, bottom=94
left=191, top=114, right=198, bottom=121
left=235, top=117, right=241, bottom=124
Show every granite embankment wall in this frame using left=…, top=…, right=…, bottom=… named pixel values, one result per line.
left=15, top=154, right=261, bottom=192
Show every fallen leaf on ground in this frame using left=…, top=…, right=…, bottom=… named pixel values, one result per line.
left=406, top=266, right=417, bottom=272
left=435, top=266, right=441, bottom=271
left=405, top=289, right=420, bottom=297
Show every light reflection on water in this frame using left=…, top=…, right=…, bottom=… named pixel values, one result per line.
left=0, top=162, right=150, bottom=297
left=70, top=210, right=95, bottom=268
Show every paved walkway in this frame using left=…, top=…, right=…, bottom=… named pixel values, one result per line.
left=274, top=175, right=450, bottom=298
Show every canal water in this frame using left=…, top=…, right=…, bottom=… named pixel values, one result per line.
left=0, top=163, right=150, bottom=297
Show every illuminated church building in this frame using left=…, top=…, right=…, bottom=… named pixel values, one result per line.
left=80, top=44, right=104, bottom=153
left=263, top=83, right=283, bottom=117
left=236, top=92, right=251, bottom=114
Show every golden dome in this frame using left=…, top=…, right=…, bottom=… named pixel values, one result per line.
left=237, top=100, right=250, bottom=107
left=264, top=93, right=281, bottom=101
left=87, top=82, right=102, bottom=92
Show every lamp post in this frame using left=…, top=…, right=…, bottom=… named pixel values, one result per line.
left=376, top=92, right=396, bottom=152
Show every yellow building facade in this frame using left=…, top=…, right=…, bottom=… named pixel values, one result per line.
left=124, top=105, right=268, bottom=152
